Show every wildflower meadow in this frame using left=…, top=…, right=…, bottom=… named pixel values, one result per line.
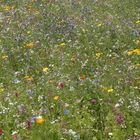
left=0, top=0, right=140, bottom=140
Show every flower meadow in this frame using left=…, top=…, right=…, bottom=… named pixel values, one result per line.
left=0, top=0, right=140, bottom=139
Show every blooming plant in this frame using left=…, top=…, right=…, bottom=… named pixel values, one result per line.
left=0, top=0, right=140, bottom=139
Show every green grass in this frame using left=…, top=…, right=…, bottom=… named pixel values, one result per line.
left=0, top=0, right=140, bottom=139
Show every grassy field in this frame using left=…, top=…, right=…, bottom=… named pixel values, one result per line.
left=0, top=0, right=140, bottom=139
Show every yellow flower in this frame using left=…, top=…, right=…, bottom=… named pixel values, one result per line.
left=5, top=5, right=12, bottom=11
left=24, top=76, right=33, bottom=81
left=127, top=49, right=140, bottom=55
left=136, top=64, right=140, bottom=67
left=97, top=24, right=102, bottom=27
left=107, top=89, right=113, bottom=93
left=96, top=53, right=101, bottom=58
left=26, top=43, right=33, bottom=48
left=135, top=20, right=140, bottom=24
left=59, top=43, right=66, bottom=47
left=27, top=31, right=31, bottom=34
left=54, top=96, right=59, bottom=101
left=48, top=80, right=54, bottom=83
left=135, top=40, right=140, bottom=45
left=133, top=49, right=140, bottom=55
left=36, top=117, right=45, bottom=124
left=2, top=55, right=8, bottom=60
left=0, top=88, right=4, bottom=93
left=127, top=50, right=133, bottom=55
left=43, top=67, right=49, bottom=72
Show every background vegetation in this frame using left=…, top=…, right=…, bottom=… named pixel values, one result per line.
left=0, top=0, right=140, bottom=139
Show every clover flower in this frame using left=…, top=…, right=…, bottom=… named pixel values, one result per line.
left=115, top=113, right=124, bottom=124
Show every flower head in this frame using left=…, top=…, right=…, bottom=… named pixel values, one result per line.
left=24, top=76, right=33, bottom=81
left=43, top=67, right=49, bottom=72
left=115, top=113, right=124, bottom=124
left=4, top=5, right=13, bottom=11
left=79, top=75, right=86, bottom=81
left=26, top=43, right=33, bottom=48
left=97, top=23, right=102, bottom=27
left=58, top=82, right=65, bottom=89
left=0, top=129, right=4, bottom=136
left=32, top=116, right=45, bottom=124
left=135, top=40, right=140, bottom=45
left=135, top=20, right=140, bottom=24
left=36, top=117, right=45, bottom=124
left=54, top=96, right=59, bottom=101
left=2, top=55, right=8, bottom=60
left=59, top=43, right=66, bottom=47
left=0, top=87, right=4, bottom=93
left=107, top=88, right=113, bottom=93
left=127, top=49, right=140, bottom=55
left=96, top=53, right=101, bottom=58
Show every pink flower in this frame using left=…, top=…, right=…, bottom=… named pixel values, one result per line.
left=115, top=113, right=124, bottom=124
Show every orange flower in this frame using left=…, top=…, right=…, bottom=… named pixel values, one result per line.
left=80, top=75, right=86, bottom=80
left=24, top=76, right=33, bottom=81
left=36, top=117, right=45, bottom=124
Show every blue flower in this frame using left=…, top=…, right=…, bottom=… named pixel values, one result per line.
left=64, top=109, right=69, bottom=115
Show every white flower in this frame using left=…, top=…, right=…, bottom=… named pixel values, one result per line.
left=68, top=129, right=76, bottom=136
left=108, top=132, right=113, bottom=136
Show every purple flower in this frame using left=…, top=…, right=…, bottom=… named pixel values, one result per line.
left=115, top=113, right=124, bottom=124
left=31, top=116, right=37, bottom=122
left=26, top=120, right=31, bottom=129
